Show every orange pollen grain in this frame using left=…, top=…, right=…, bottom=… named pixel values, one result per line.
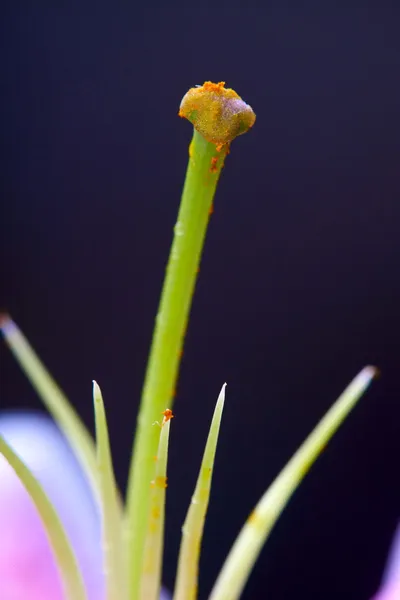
left=189, top=139, right=194, bottom=158
left=162, top=408, right=174, bottom=422
left=203, top=81, right=227, bottom=93
left=247, top=510, right=264, bottom=528
left=210, top=156, right=218, bottom=173
left=151, top=506, right=161, bottom=520
left=151, top=476, right=168, bottom=489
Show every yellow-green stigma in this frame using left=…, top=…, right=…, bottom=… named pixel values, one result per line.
left=179, top=81, right=256, bottom=146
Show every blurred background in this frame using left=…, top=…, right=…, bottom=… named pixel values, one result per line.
left=1, top=3, right=400, bottom=599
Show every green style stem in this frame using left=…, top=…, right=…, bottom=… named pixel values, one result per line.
left=125, top=129, right=228, bottom=599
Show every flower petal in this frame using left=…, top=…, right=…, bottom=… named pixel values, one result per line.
left=372, top=582, right=400, bottom=600
left=0, top=412, right=104, bottom=600
left=0, top=411, right=171, bottom=600
left=372, top=523, right=400, bottom=600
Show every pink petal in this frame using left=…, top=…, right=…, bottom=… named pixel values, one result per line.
left=0, top=412, right=171, bottom=600
left=0, top=412, right=103, bottom=600
left=372, top=581, right=400, bottom=600
left=372, top=523, right=400, bottom=600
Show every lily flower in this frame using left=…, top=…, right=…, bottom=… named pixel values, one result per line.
left=0, top=83, right=382, bottom=600
left=0, top=316, right=376, bottom=600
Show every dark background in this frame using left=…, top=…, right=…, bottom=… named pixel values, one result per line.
left=1, top=3, right=400, bottom=599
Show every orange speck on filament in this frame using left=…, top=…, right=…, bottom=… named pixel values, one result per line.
left=151, top=476, right=168, bottom=489
left=247, top=510, right=264, bottom=530
left=210, top=156, right=218, bottom=173
left=202, top=81, right=228, bottom=94
left=162, top=408, right=174, bottom=422
left=189, top=139, right=194, bottom=158
left=151, top=506, right=160, bottom=520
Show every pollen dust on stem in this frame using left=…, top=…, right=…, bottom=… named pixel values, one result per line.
left=151, top=506, right=160, bottom=520
left=162, top=408, right=174, bottom=423
left=210, top=156, right=218, bottom=173
left=189, top=139, right=194, bottom=158
left=150, top=476, right=168, bottom=489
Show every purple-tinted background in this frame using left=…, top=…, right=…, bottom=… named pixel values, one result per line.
left=1, top=3, right=400, bottom=599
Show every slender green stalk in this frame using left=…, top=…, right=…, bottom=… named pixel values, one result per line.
left=174, top=384, right=226, bottom=600
left=0, top=435, right=87, bottom=600
left=140, top=413, right=172, bottom=600
left=0, top=315, right=99, bottom=504
left=125, top=130, right=228, bottom=599
left=93, top=382, right=123, bottom=600
left=209, top=366, right=377, bottom=600
left=125, top=82, right=255, bottom=599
